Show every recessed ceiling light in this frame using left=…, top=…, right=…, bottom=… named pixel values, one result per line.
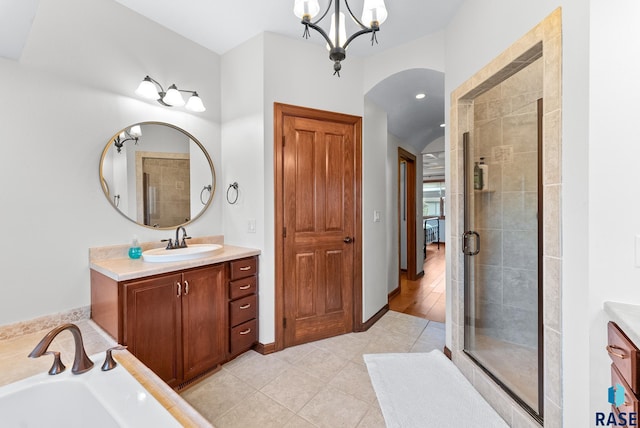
left=440, top=123, right=446, bottom=127
left=415, top=93, right=426, bottom=100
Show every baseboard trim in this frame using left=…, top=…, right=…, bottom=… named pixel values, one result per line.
left=444, top=346, right=452, bottom=359
left=388, top=287, right=400, bottom=299
left=254, top=341, right=276, bottom=355
left=356, top=304, right=389, bottom=332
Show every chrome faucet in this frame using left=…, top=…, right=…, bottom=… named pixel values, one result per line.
left=28, top=323, right=94, bottom=375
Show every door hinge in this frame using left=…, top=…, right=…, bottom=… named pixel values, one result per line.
left=283, top=318, right=287, bottom=328
left=283, top=227, right=287, bottom=238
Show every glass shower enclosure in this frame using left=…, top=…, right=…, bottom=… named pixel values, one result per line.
left=462, top=94, right=543, bottom=419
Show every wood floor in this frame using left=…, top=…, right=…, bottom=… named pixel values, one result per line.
left=389, top=243, right=445, bottom=322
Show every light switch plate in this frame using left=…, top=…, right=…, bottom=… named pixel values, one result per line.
left=248, top=219, right=256, bottom=233
left=373, top=210, right=381, bottom=223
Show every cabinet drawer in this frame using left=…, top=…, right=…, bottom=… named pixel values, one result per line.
left=230, top=319, right=257, bottom=355
left=608, top=321, right=640, bottom=393
left=229, top=275, right=257, bottom=300
left=230, top=294, right=257, bottom=327
left=611, top=363, right=639, bottom=415
left=230, top=257, right=257, bottom=280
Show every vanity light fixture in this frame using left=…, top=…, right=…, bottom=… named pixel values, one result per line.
left=135, top=75, right=206, bottom=112
left=114, top=125, right=142, bottom=153
left=294, top=0, right=388, bottom=76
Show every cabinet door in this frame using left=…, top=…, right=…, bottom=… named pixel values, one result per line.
left=182, top=265, right=226, bottom=381
left=125, top=273, right=183, bottom=387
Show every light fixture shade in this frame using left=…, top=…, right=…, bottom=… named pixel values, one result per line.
left=185, top=93, right=206, bottom=112
left=129, top=125, right=142, bottom=137
left=293, top=0, right=320, bottom=19
left=135, top=77, right=159, bottom=100
left=361, top=0, right=388, bottom=27
left=162, top=84, right=185, bottom=106
left=327, top=12, right=347, bottom=49
left=119, top=131, right=126, bottom=140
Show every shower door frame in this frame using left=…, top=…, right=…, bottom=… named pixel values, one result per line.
left=462, top=99, right=544, bottom=422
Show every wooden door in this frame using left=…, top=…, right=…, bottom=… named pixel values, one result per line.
left=281, top=112, right=358, bottom=347
left=181, top=265, right=227, bottom=381
left=124, top=273, right=182, bottom=387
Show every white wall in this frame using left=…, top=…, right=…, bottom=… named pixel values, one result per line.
left=445, top=0, right=590, bottom=424
left=363, top=99, right=389, bottom=320
left=0, top=0, right=222, bottom=325
left=589, top=0, right=640, bottom=418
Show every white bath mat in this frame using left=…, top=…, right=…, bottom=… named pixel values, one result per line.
left=364, top=350, right=509, bottom=428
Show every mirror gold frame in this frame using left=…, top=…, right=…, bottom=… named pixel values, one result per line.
left=99, top=121, right=216, bottom=229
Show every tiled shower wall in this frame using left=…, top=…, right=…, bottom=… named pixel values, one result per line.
left=473, top=58, right=542, bottom=348
left=449, top=8, right=562, bottom=427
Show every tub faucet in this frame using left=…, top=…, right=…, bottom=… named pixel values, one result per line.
left=28, top=323, right=94, bottom=375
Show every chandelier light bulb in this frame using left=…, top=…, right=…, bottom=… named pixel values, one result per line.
left=294, top=0, right=320, bottom=19
left=361, top=0, right=388, bottom=27
left=162, top=84, right=185, bottom=106
left=327, top=12, right=347, bottom=49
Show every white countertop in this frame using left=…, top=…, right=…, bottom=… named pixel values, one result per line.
left=90, top=244, right=260, bottom=281
left=604, top=301, right=640, bottom=346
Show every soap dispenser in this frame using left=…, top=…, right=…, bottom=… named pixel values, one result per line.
left=128, top=236, right=142, bottom=259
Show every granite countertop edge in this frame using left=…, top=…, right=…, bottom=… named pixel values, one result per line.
left=90, top=244, right=261, bottom=281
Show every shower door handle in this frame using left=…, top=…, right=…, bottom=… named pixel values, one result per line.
left=462, top=231, right=480, bottom=256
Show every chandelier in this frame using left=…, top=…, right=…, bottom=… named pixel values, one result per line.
left=294, top=0, right=388, bottom=76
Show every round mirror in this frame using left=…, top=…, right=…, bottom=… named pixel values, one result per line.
left=99, top=122, right=215, bottom=229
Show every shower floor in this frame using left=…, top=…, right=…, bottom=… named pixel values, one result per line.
left=469, top=333, right=538, bottom=412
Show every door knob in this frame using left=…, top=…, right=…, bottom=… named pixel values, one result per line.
left=343, top=236, right=354, bottom=243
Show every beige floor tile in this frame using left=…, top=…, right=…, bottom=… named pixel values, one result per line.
left=297, top=387, right=370, bottom=428
left=292, top=348, right=349, bottom=382
left=214, top=391, right=296, bottom=428
left=260, top=366, right=325, bottom=412
left=283, top=414, right=319, bottom=428
left=328, top=361, right=378, bottom=404
left=356, top=405, right=386, bottom=428
left=311, top=333, right=369, bottom=360
left=271, top=342, right=317, bottom=365
left=180, top=369, right=256, bottom=421
left=225, top=352, right=292, bottom=389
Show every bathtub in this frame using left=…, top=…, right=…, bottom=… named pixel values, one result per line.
left=0, top=353, right=182, bottom=427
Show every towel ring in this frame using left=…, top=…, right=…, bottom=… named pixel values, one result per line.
left=227, top=182, right=239, bottom=204
left=200, top=185, right=212, bottom=205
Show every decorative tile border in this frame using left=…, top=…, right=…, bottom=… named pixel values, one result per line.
left=0, top=306, right=90, bottom=341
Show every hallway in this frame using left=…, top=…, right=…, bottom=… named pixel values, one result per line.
left=389, top=243, right=445, bottom=322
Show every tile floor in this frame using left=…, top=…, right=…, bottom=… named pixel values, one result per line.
left=181, top=310, right=445, bottom=428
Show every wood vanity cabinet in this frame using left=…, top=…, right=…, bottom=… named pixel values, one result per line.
left=90, top=256, right=260, bottom=389
left=123, top=265, right=226, bottom=388
left=607, top=321, right=640, bottom=420
left=228, top=257, right=259, bottom=357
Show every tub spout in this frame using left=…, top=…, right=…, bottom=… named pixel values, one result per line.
left=28, top=323, right=94, bottom=375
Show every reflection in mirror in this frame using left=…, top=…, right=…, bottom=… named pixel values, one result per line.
left=100, top=122, right=215, bottom=229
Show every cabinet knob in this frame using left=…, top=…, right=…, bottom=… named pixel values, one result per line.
left=239, top=328, right=252, bottom=335
left=184, top=280, right=190, bottom=295
left=239, top=284, right=252, bottom=290
left=240, top=303, right=251, bottom=310
left=176, top=282, right=181, bottom=297
left=239, top=266, right=252, bottom=271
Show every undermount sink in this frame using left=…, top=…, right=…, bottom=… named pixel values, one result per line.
left=142, top=243, right=223, bottom=263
